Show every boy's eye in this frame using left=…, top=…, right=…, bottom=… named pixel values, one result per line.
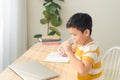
left=72, top=34, right=77, bottom=36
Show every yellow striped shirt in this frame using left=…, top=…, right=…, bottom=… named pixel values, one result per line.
left=75, top=42, right=103, bottom=80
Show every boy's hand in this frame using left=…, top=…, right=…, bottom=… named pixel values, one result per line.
left=58, top=46, right=67, bottom=57
left=58, top=40, right=74, bottom=56
left=61, top=41, right=73, bottom=54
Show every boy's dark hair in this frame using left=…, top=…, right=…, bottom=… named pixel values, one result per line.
left=66, top=13, right=92, bottom=35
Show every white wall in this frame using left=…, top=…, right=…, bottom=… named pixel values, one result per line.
left=27, top=0, right=120, bottom=54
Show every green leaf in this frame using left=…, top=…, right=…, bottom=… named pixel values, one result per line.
left=43, top=2, right=48, bottom=6
left=43, top=10, right=50, bottom=19
left=40, top=18, right=47, bottom=24
left=34, top=34, right=42, bottom=38
left=52, top=2, right=61, bottom=9
left=45, top=0, right=53, bottom=3
left=54, top=9, right=59, bottom=16
left=48, top=31, right=56, bottom=35
left=46, top=5, right=57, bottom=15
left=49, top=27, right=61, bottom=36
left=50, top=15, right=62, bottom=27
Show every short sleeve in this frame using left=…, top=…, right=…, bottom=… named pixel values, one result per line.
left=82, top=52, right=98, bottom=66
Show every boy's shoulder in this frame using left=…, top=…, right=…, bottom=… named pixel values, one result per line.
left=78, top=42, right=99, bottom=52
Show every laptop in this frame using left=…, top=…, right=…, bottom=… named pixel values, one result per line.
left=9, top=61, right=58, bottom=80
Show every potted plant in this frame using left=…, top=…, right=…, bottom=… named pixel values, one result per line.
left=34, top=0, right=64, bottom=40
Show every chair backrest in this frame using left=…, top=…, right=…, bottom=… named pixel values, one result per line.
left=102, top=47, right=120, bottom=80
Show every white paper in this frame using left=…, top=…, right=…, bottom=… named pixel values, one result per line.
left=44, top=52, right=69, bottom=63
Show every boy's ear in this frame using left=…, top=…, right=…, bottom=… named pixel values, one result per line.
left=84, top=29, right=90, bottom=36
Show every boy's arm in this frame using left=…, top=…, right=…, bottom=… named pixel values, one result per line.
left=67, top=51, right=92, bottom=76
left=61, top=41, right=93, bottom=76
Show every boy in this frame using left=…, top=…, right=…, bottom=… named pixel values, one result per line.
left=58, top=13, right=103, bottom=80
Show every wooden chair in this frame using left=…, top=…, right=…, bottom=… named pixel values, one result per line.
left=102, top=47, right=120, bottom=80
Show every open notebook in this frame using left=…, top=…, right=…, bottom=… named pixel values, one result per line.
left=9, top=61, right=58, bottom=80
left=44, top=52, right=69, bottom=63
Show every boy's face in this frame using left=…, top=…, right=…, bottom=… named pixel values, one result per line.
left=67, top=27, right=89, bottom=45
